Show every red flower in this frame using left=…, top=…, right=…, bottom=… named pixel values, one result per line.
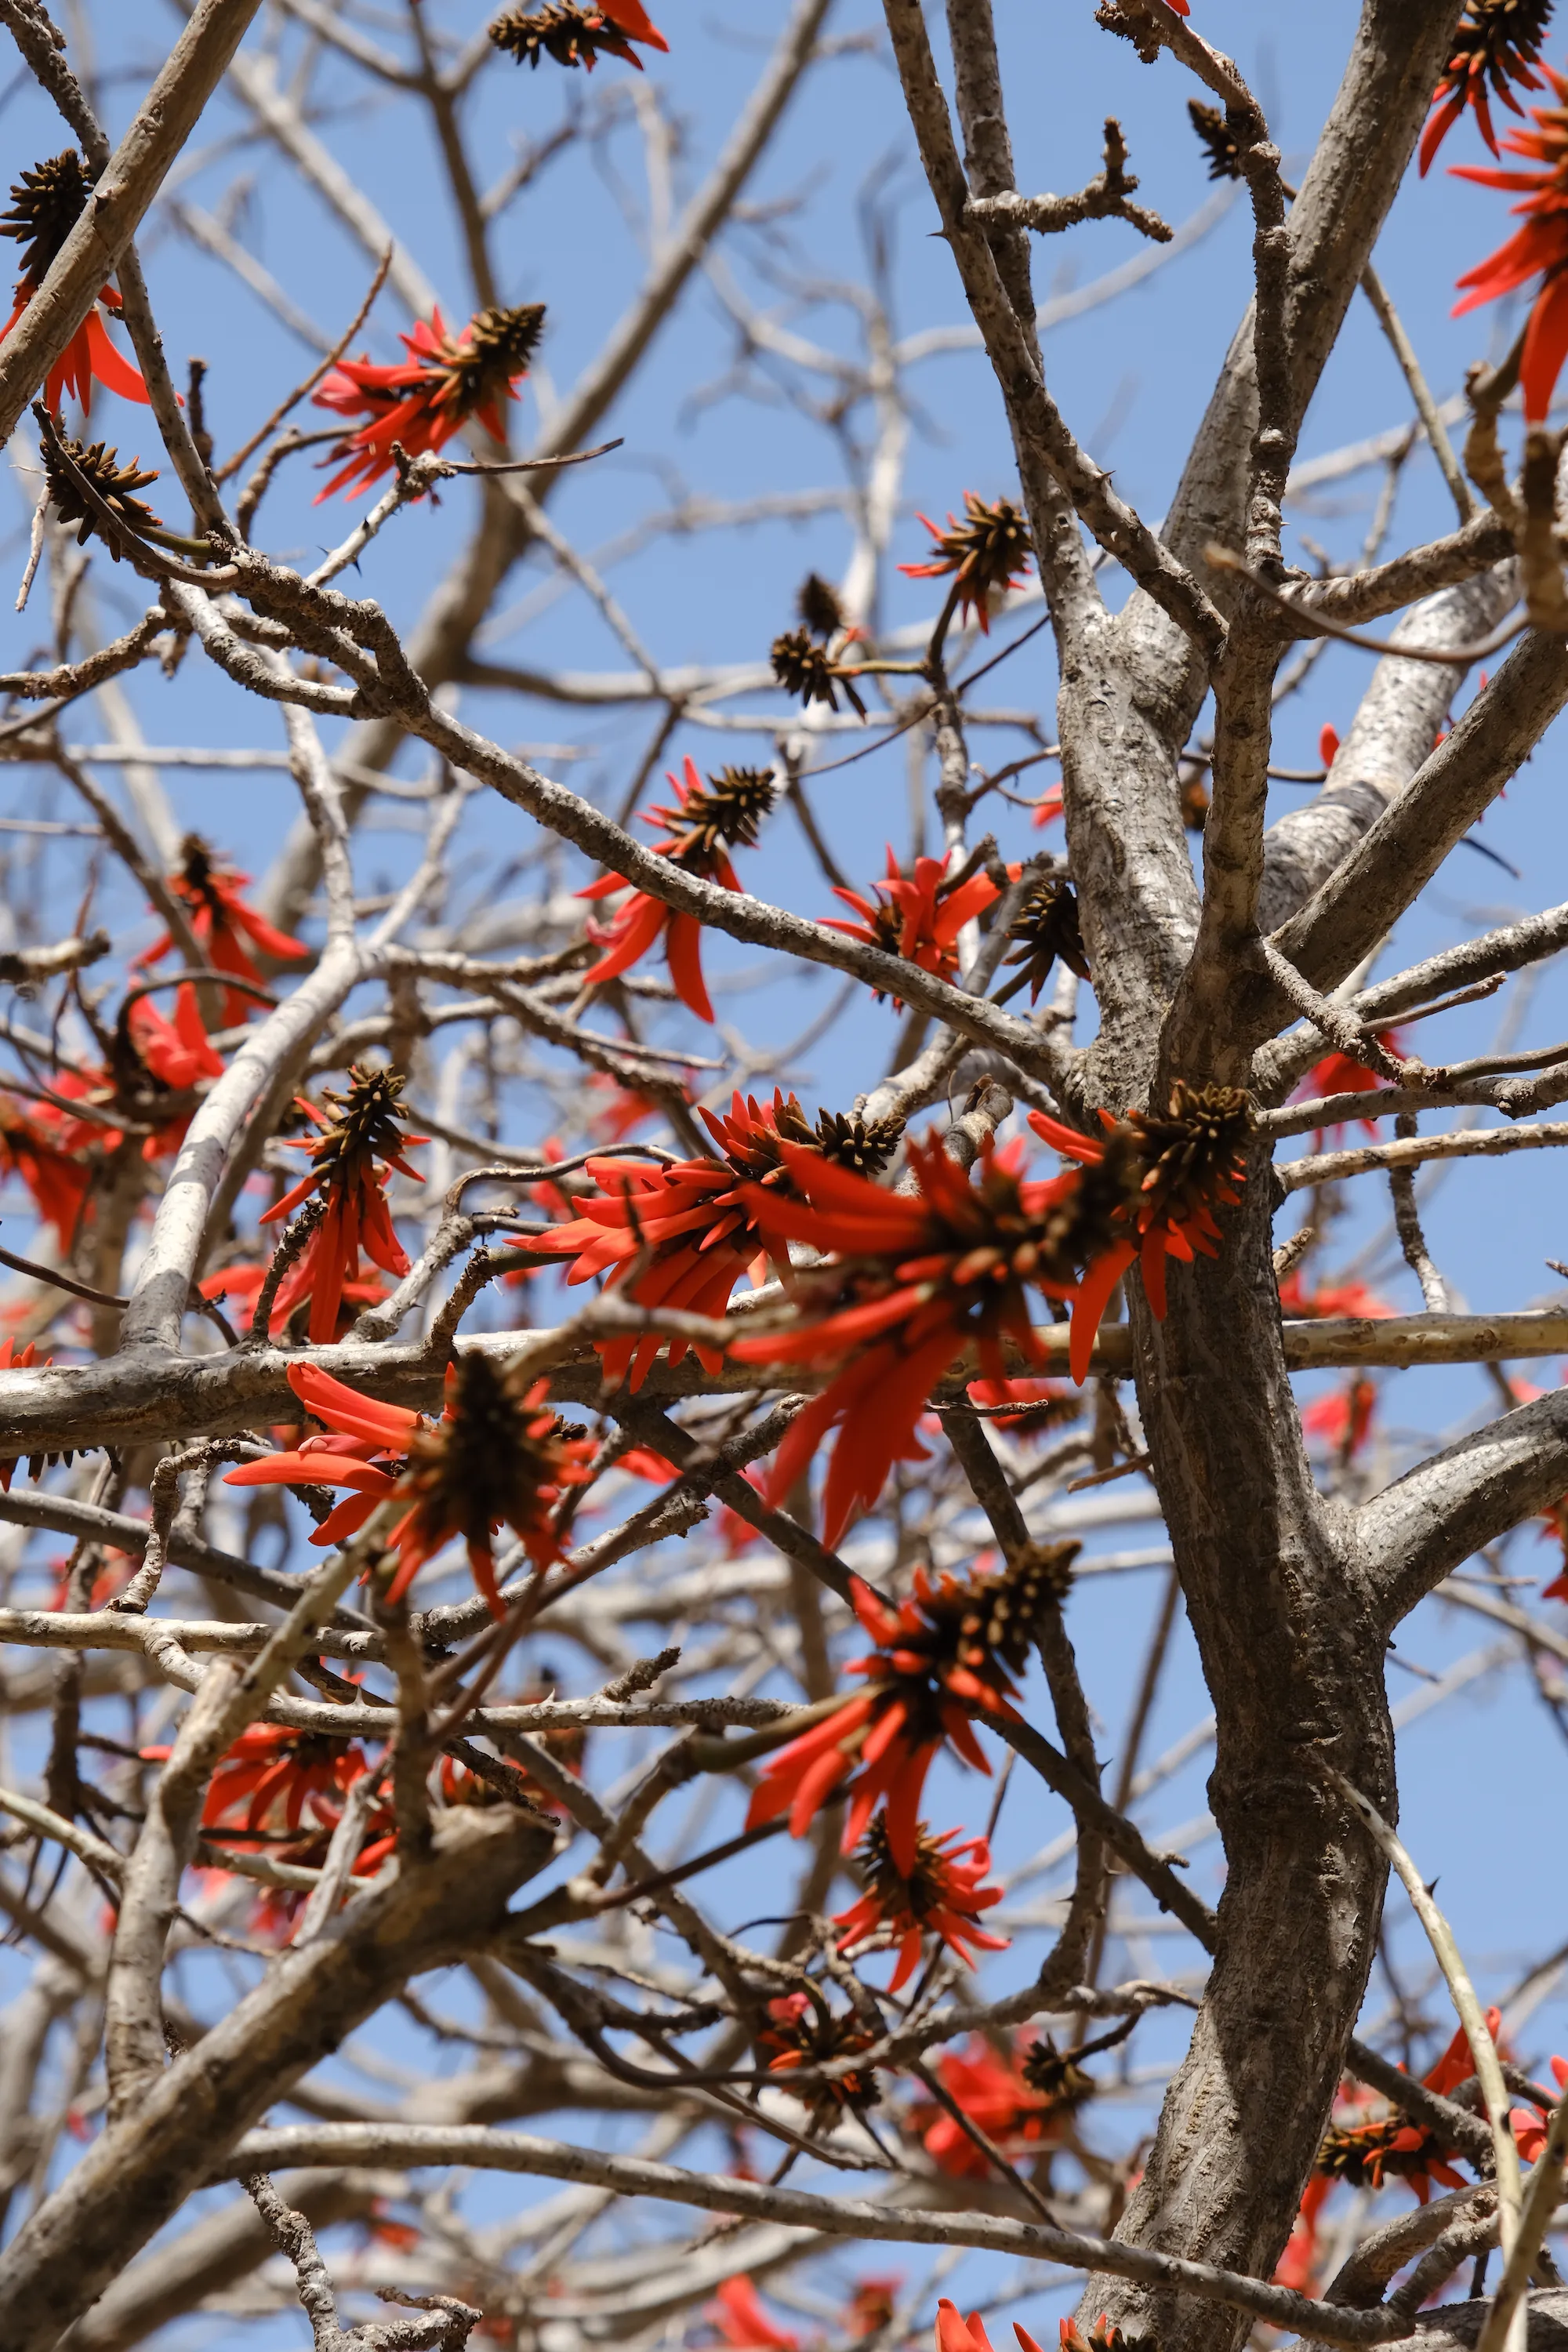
left=0, top=1094, right=93, bottom=1247
left=260, top=1065, right=425, bottom=1345
left=587, top=1072, right=668, bottom=1142
left=438, top=1694, right=583, bottom=1815
left=225, top=1356, right=595, bottom=1617
left=1, top=152, right=148, bottom=416
left=705, top=2279, right=799, bottom=2352
left=1029, top=1081, right=1251, bottom=1371
left=0, top=1338, right=42, bottom=1495
left=898, top=493, right=1033, bottom=633
left=845, top=2283, right=901, bottom=2341
left=834, top=1817, right=1007, bottom=1991
left=916, top=2037, right=1084, bottom=2179
left=1030, top=786, right=1065, bottom=831
left=730, top=1133, right=1136, bottom=1541
left=756, top=1989, right=880, bottom=2122
left=1453, top=64, right=1568, bottom=419
left=823, top=848, right=1003, bottom=1007
left=1275, top=2175, right=1333, bottom=2296
left=490, top=0, right=668, bottom=70
left=1290, top=1036, right=1406, bottom=1143
left=1540, top=1495, right=1568, bottom=1599
left=531, top=1091, right=903, bottom=1394
left=964, top=1375, right=1083, bottom=1437
left=746, top=1553, right=1071, bottom=1871
left=1421, top=0, right=1554, bottom=173
left=191, top=1723, right=368, bottom=1840
left=142, top=836, right=308, bottom=1026
left=1277, top=1272, right=1394, bottom=1321
left=198, top=1261, right=387, bottom=1339
left=579, top=761, right=777, bottom=1022
left=126, top=989, right=224, bottom=1092
left=1511, top=2053, right=1568, bottom=2158
left=1313, top=2013, right=1501, bottom=2204
left=312, top=300, right=546, bottom=499
left=936, top=2307, right=994, bottom=2352
left=1301, top=1376, right=1377, bottom=1461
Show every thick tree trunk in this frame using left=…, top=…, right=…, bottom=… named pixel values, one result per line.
left=1076, top=1175, right=1395, bottom=2350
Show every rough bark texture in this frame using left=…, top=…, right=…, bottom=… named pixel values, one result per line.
left=0, top=1806, right=554, bottom=2352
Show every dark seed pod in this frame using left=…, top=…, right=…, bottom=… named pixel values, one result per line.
left=670, top=766, right=779, bottom=862
left=960, top=1540, right=1081, bottom=1677
left=1187, top=99, right=1244, bottom=182
left=797, top=570, right=846, bottom=640
left=1442, top=0, right=1555, bottom=104
left=42, top=434, right=162, bottom=555
left=432, top=303, right=546, bottom=419
left=1, top=151, right=91, bottom=285
left=771, top=626, right=866, bottom=719
left=1000, top=877, right=1091, bottom=1003
left=1127, top=1081, right=1252, bottom=1236
left=489, top=2, right=641, bottom=67
left=811, top=1108, right=904, bottom=1176
left=1021, top=2031, right=1098, bottom=2108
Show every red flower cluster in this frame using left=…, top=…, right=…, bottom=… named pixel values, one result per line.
left=915, top=2036, right=1086, bottom=2178
left=730, top=1132, right=1134, bottom=1541
left=1277, top=1271, right=1394, bottom=1321
left=965, top=1374, right=1083, bottom=1438
left=1454, top=61, right=1568, bottom=419
left=142, top=836, right=308, bottom=1025
left=260, top=1065, right=425, bottom=1345
left=833, top=1817, right=1007, bottom=1990
left=226, top=1356, right=595, bottom=1617
left=756, top=1989, right=880, bottom=2122
left=746, top=1552, right=1070, bottom=1870
left=579, top=760, right=776, bottom=1022
left=1301, top=1376, right=1378, bottom=1462
left=1312, top=2013, right=1502, bottom=2204
left=1290, top=1036, right=1406, bottom=1144
left=1511, top=2051, right=1568, bottom=2155
left=490, top=0, right=667, bottom=72
left=705, top=2278, right=799, bottom=2352
left=898, top=494, right=1033, bottom=633
left=941, top=2304, right=1127, bottom=2352
left=824, top=849, right=1002, bottom=1005
left=1, top=152, right=148, bottom=414
left=1029, top=1082, right=1251, bottom=1343
left=1422, top=0, right=1555, bottom=172
left=195, top=1722, right=368, bottom=1841
left=532, top=1090, right=903, bottom=1393
left=313, top=300, right=546, bottom=498
left=0, top=1095, right=93, bottom=1246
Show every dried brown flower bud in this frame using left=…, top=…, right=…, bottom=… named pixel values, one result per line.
left=1, top=151, right=91, bottom=285
left=1127, top=1081, right=1253, bottom=1237
left=771, top=626, right=867, bottom=718
left=427, top=303, right=546, bottom=423
left=666, top=765, right=778, bottom=862
left=1188, top=100, right=1244, bottom=182
left=811, top=1107, right=904, bottom=1175
left=797, top=569, right=846, bottom=639
left=1021, top=2031, right=1098, bottom=2107
left=960, top=1540, right=1080, bottom=1675
left=42, top=434, right=162, bottom=555
left=999, top=877, right=1091, bottom=1004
